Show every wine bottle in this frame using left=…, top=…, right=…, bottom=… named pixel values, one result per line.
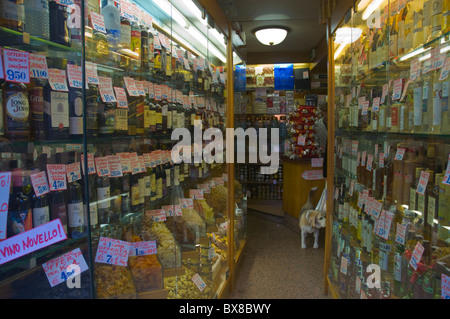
left=98, top=100, right=115, bottom=136
left=8, top=167, right=33, bottom=237
left=109, top=173, right=122, bottom=222
left=67, top=152, right=84, bottom=238
left=30, top=154, right=50, bottom=228
left=48, top=153, right=68, bottom=234
left=28, top=78, right=45, bottom=140
left=87, top=173, right=98, bottom=231
left=101, top=0, right=121, bottom=49
left=69, top=86, right=83, bottom=139
left=96, top=156, right=111, bottom=224
left=3, top=81, right=30, bottom=140
left=130, top=167, right=141, bottom=212
left=86, top=84, right=99, bottom=137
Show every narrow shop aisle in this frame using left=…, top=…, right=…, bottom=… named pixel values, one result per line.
left=230, top=211, right=329, bottom=299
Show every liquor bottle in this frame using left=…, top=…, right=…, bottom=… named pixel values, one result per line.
left=397, top=2, right=408, bottom=56
left=431, top=0, right=444, bottom=39
left=130, top=19, right=141, bottom=60
left=44, top=81, right=69, bottom=140
left=25, top=0, right=50, bottom=39
left=441, top=77, right=450, bottom=133
left=443, top=0, right=450, bottom=34
left=150, top=159, right=157, bottom=202
left=96, top=157, right=111, bottom=224
left=423, top=0, right=433, bottom=43
left=404, top=1, right=415, bottom=52
left=3, top=81, right=30, bottom=140
left=143, top=157, right=151, bottom=210
left=120, top=15, right=131, bottom=49
left=426, top=171, right=439, bottom=238
left=412, top=77, right=423, bottom=133
left=389, top=15, right=399, bottom=60
left=121, top=169, right=131, bottom=215
left=8, top=168, right=33, bottom=237
left=101, top=0, right=121, bottom=49
left=87, top=173, right=98, bottom=231
left=412, top=3, right=424, bottom=49
left=383, top=150, right=395, bottom=205
left=49, top=154, right=68, bottom=234
left=420, top=240, right=435, bottom=298
left=67, top=153, right=84, bottom=238
left=164, top=155, right=173, bottom=197
left=417, top=169, right=434, bottom=239
left=155, top=159, right=163, bottom=201
left=49, top=0, right=71, bottom=46
left=86, top=84, right=99, bottom=137
left=0, top=0, right=24, bottom=31
left=109, top=172, right=122, bottom=222
left=143, top=93, right=151, bottom=137
left=155, top=92, right=163, bottom=133
left=435, top=173, right=450, bottom=239
left=130, top=168, right=140, bottom=212
left=409, top=167, right=424, bottom=211
left=141, top=24, right=150, bottom=71
left=69, top=86, right=83, bottom=139
left=127, top=86, right=137, bottom=137
left=91, top=28, right=110, bottom=63
left=30, top=154, right=50, bottom=228
left=97, top=99, right=116, bottom=137
left=28, top=78, right=45, bottom=140
left=148, top=88, right=157, bottom=133
left=135, top=93, right=145, bottom=136
left=138, top=158, right=146, bottom=209
left=431, top=71, right=443, bottom=133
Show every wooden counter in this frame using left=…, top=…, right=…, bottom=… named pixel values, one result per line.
left=282, top=157, right=325, bottom=219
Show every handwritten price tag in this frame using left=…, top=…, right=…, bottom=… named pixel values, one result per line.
left=124, top=77, right=139, bottom=96
left=108, top=155, right=123, bottom=178
left=3, top=49, right=30, bottom=84
left=95, top=156, right=110, bottom=177
left=372, top=97, right=380, bottom=112
left=47, top=164, right=67, bottom=191
left=409, top=242, right=425, bottom=270
left=416, top=170, right=430, bottom=195
left=442, top=274, right=450, bottom=299
left=0, top=48, right=4, bottom=79
left=190, top=189, right=204, bottom=199
left=81, top=153, right=96, bottom=175
left=114, top=87, right=128, bottom=108
left=146, top=209, right=166, bottom=222
left=180, top=198, right=193, bottom=209
left=129, top=153, right=140, bottom=175
left=90, top=12, right=106, bottom=33
left=0, top=172, right=11, bottom=240
left=85, top=62, right=99, bottom=85
left=98, top=76, right=117, bottom=103
left=119, top=153, right=131, bottom=173
left=30, top=171, right=50, bottom=197
left=66, top=162, right=81, bottom=183
left=395, top=147, right=406, bottom=160
left=191, top=273, right=206, bottom=292
left=48, top=68, right=68, bottom=91
left=66, top=64, right=83, bottom=89
left=95, top=237, right=131, bottom=267
left=42, top=248, right=89, bottom=287
left=374, top=210, right=394, bottom=240
left=128, top=241, right=157, bottom=257
left=29, top=53, right=49, bottom=79
left=395, top=223, right=407, bottom=245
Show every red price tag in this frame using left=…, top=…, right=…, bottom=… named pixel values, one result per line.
left=47, top=164, right=67, bottom=191
left=66, top=162, right=81, bottom=182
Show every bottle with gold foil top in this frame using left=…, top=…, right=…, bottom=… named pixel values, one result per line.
left=443, top=0, right=450, bottom=34
left=430, top=0, right=443, bottom=39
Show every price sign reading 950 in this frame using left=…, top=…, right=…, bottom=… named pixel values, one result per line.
left=3, top=49, right=30, bottom=84
left=0, top=173, right=11, bottom=240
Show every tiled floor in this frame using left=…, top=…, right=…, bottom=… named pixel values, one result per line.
left=230, top=210, right=330, bottom=299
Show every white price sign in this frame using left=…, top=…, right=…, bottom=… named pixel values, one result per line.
left=3, top=49, right=30, bottom=84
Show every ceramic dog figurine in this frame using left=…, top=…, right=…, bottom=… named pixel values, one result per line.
left=299, top=187, right=326, bottom=249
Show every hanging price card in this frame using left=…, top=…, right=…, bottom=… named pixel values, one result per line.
left=55, top=0, right=74, bottom=5
left=370, top=199, right=383, bottom=219
left=90, top=12, right=106, bottom=33
left=98, top=76, right=117, bottom=103
left=138, top=156, right=146, bottom=173
left=191, top=273, right=206, bottom=292
left=119, top=153, right=131, bottom=173
left=361, top=151, right=367, bottom=166
left=129, top=153, right=140, bottom=175
left=128, top=241, right=157, bottom=257
left=148, top=82, right=155, bottom=99
left=439, top=57, right=450, bottom=81
left=0, top=218, right=67, bottom=265
left=29, top=53, right=48, bottom=79
left=311, top=158, right=324, bottom=168
left=416, top=170, right=430, bottom=195
left=81, top=153, right=96, bottom=175
left=410, top=58, right=420, bottom=81
left=42, top=248, right=89, bottom=287
left=113, top=87, right=128, bottom=108
left=0, top=48, right=3, bottom=79
left=366, top=154, right=373, bottom=171
left=146, top=209, right=166, bottom=222
left=66, top=162, right=81, bottom=183
left=154, top=84, right=162, bottom=101
left=47, top=164, right=67, bottom=191
left=442, top=274, right=450, bottom=299
left=340, top=256, right=348, bottom=275
left=374, top=210, right=394, bottom=240
left=180, top=198, right=194, bottom=209
left=395, top=147, right=406, bottom=160
left=372, top=97, right=380, bottom=112
left=85, top=62, right=99, bottom=85
left=135, top=81, right=146, bottom=96
left=400, top=79, right=410, bottom=101
left=108, top=155, right=123, bottom=178
left=381, top=84, right=389, bottom=103
left=395, top=223, right=407, bottom=245
left=297, top=135, right=306, bottom=146
left=351, top=140, right=359, bottom=156
left=95, top=156, right=110, bottom=177
left=66, top=64, right=83, bottom=89
left=48, top=68, right=68, bottom=91
left=392, top=78, right=403, bottom=101
left=94, top=237, right=131, bottom=267
left=30, top=171, right=50, bottom=197
left=3, top=49, right=29, bottom=84
left=443, top=155, right=450, bottom=186
left=409, top=242, right=425, bottom=270
left=190, top=189, right=204, bottom=199
left=0, top=172, right=11, bottom=240
left=174, top=205, right=182, bottom=216
left=124, top=77, right=139, bottom=96
left=163, top=205, right=175, bottom=217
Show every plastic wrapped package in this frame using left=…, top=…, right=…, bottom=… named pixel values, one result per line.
left=165, top=216, right=197, bottom=246
left=194, top=199, right=215, bottom=226
left=181, top=208, right=207, bottom=241
left=128, top=235, right=163, bottom=293
left=95, top=264, right=137, bottom=299
left=164, top=267, right=212, bottom=299
left=150, top=222, right=182, bottom=269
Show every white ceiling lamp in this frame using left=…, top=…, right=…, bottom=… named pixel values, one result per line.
left=254, top=27, right=288, bottom=46
left=333, top=27, right=362, bottom=60
left=153, top=0, right=188, bottom=28
left=362, top=0, right=384, bottom=20
left=182, top=0, right=208, bottom=26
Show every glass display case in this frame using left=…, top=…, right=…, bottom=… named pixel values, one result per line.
left=0, top=0, right=244, bottom=299
left=328, top=0, right=450, bottom=299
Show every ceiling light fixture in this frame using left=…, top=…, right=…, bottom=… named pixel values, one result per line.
left=254, top=27, right=289, bottom=46
left=153, top=0, right=188, bottom=28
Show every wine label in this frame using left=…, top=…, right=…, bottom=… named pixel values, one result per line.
left=33, top=206, right=50, bottom=227
left=97, top=186, right=111, bottom=209
left=68, top=201, right=84, bottom=227
left=47, top=91, right=69, bottom=129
